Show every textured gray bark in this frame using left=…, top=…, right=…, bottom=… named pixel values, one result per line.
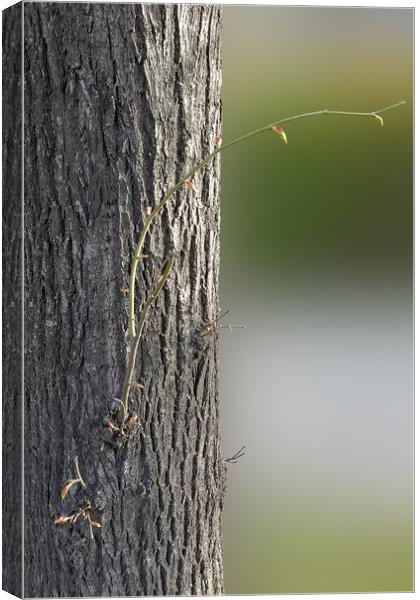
left=7, top=2, right=224, bottom=596
left=2, top=3, right=23, bottom=597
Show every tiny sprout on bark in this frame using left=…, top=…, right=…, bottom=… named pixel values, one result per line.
left=215, top=134, right=223, bottom=147
left=104, top=419, right=120, bottom=432
left=54, top=500, right=101, bottom=540
left=103, top=395, right=140, bottom=441
left=60, top=457, right=86, bottom=499
left=55, top=461, right=101, bottom=540
left=103, top=410, right=140, bottom=441
left=61, top=480, right=79, bottom=500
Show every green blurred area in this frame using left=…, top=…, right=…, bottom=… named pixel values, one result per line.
left=220, top=6, right=413, bottom=594
left=221, top=6, right=413, bottom=285
left=223, top=502, right=412, bottom=594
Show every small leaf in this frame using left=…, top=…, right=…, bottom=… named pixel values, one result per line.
left=91, top=521, right=101, bottom=529
left=61, top=479, right=79, bottom=499
left=374, top=114, right=384, bottom=126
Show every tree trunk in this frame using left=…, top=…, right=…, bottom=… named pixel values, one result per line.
left=19, top=3, right=224, bottom=596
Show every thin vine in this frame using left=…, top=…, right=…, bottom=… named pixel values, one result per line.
left=121, top=100, right=405, bottom=422
left=55, top=99, right=405, bottom=537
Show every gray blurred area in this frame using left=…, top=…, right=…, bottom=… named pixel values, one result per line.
left=219, top=6, right=413, bottom=593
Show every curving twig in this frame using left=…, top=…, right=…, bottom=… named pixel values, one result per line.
left=128, top=100, right=405, bottom=338
left=226, top=445, right=246, bottom=464
left=120, top=100, right=405, bottom=422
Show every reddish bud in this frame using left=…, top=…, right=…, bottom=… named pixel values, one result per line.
left=272, top=126, right=288, bottom=144
left=185, top=179, right=197, bottom=192
left=54, top=515, right=73, bottom=525
left=145, top=206, right=152, bottom=216
left=91, top=521, right=101, bottom=529
left=215, top=135, right=223, bottom=147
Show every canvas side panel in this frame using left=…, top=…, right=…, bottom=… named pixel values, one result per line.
left=2, top=2, right=23, bottom=598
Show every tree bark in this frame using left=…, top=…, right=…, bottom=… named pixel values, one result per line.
left=21, top=3, right=224, bottom=596
left=3, top=3, right=23, bottom=597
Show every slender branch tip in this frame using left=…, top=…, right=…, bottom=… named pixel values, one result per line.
left=123, top=97, right=405, bottom=413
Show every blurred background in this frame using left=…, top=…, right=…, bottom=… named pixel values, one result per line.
left=219, top=6, right=413, bottom=594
